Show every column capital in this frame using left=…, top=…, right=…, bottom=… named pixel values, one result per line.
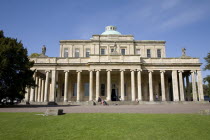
left=178, top=70, right=184, bottom=73
left=64, top=70, right=69, bottom=73
left=76, top=70, right=82, bottom=73
left=45, top=70, right=51, bottom=73
left=95, top=69, right=101, bottom=72
left=190, top=70, right=196, bottom=73
left=197, top=70, right=201, bottom=72
left=148, top=70, right=153, bottom=73
left=106, top=69, right=112, bottom=72
left=120, top=69, right=125, bottom=72
left=160, top=70, right=165, bottom=73
left=137, top=69, right=142, bottom=72
left=130, top=69, right=136, bottom=72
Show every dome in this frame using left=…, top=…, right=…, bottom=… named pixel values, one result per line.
left=101, top=26, right=122, bottom=35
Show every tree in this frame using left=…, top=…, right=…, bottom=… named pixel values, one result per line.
left=0, top=30, right=35, bottom=104
left=203, top=51, right=210, bottom=96
left=30, top=53, right=41, bottom=58
left=204, top=52, right=210, bottom=71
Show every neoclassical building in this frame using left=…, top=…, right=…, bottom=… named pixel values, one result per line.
left=25, top=26, right=204, bottom=104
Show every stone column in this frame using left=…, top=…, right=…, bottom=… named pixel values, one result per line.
left=137, top=69, right=142, bottom=101
left=41, top=79, right=45, bottom=102
left=148, top=70, right=154, bottom=101
left=178, top=70, right=185, bottom=101
left=160, top=70, right=166, bottom=101
left=186, top=74, right=191, bottom=101
left=131, top=69, right=136, bottom=101
left=197, top=70, right=204, bottom=101
left=89, top=70, right=93, bottom=101
left=25, top=87, right=30, bottom=102
left=172, top=70, right=179, bottom=101
left=44, top=70, right=50, bottom=102
left=76, top=70, right=81, bottom=102
left=120, top=69, right=125, bottom=101
left=35, top=76, right=39, bottom=102
left=183, top=75, right=186, bottom=100
left=64, top=70, right=69, bottom=102
left=165, top=75, right=169, bottom=101
left=107, top=69, right=111, bottom=101
left=49, top=70, right=56, bottom=102
left=30, top=72, right=36, bottom=102
left=95, top=70, right=100, bottom=100
left=37, top=78, right=42, bottom=102
left=191, top=70, right=198, bottom=101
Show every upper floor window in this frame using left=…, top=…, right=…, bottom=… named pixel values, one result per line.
left=147, top=49, right=151, bottom=58
left=121, top=49, right=125, bottom=55
left=86, top=49, right=90, bottom=57
left=136, top=49, right=140, bottom=55
left=64, top=48, right=68, bottom=58
left=101, top=49, right=105, bottom=55
left=75, top=49, right=80, bottom=58
left=111, top=49, right=114, bottom=52
left=157, top=49, right=161, bottom=58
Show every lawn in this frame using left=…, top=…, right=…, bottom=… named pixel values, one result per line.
left=0, top=113, right=210, bottom=140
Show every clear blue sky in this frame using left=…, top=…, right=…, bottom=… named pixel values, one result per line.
left=0, top=0, right=210, bottom=77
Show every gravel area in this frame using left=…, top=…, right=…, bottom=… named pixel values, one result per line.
left=0, top=104, right=210, bottom=114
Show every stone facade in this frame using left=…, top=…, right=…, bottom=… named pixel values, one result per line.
left=24, top=26, right=204, bottom=104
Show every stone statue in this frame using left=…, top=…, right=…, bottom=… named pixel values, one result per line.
left=182, top=48, right=186, bottom=56
left=42, top=45, right=46, bottom=55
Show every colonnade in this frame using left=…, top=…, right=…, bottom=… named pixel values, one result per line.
left=24, top=69, right=204, bottom=103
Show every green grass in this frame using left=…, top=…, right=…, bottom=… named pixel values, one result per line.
left=0, top=113, right=210, bottom=140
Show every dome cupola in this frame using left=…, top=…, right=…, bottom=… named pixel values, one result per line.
left=101, top=26, right=122, bottom=35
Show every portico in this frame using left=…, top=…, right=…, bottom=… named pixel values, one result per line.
left=26, top=65, right=204, bottom=104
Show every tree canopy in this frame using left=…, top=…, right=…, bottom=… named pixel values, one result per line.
left=203, top=51, right=210, bottom=96
left=204, top=52, right=210, bottom=71
left=30, top=53, right=41, bottom=58
left=0, top=30, right=35, bottom=103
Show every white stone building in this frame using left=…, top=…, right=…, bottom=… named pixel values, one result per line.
left=25, top=26, right=204, bottom=104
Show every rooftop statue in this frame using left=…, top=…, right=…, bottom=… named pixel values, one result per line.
left=39, top=45, right=48, bottom=57
left=42, top=45, right=46, bottom=55
left=181, top=48, right=191, bottom=58
left=182, top=48, right=186, bottom=56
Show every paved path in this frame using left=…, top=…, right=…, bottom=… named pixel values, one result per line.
left=0, top=104, right=210, bottom=114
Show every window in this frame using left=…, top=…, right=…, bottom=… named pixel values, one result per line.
left=157, top=49, right=161, bottom=58
left=147, top=49, right=151, bottom=58
left=64, top=48, right=68, bottom=58
left=86, top=49, right=90, bottom=57
left=111, top=49, right=114, bottom=52
left=121, top=49, right=125, bottom=55
left=101, top=49, right=105, bottom=55
left=75, top=49, right=79, bottom=58
left=136, top=49, right=140, bottom=55
left=73, top=83, right=77, bottom=96
left=84, top=83, right=89, bottom=96
left=101, top=84, right=105, bottom=96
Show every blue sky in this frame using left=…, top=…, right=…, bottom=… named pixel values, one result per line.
left=0, top=0, right=210, bottom=77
